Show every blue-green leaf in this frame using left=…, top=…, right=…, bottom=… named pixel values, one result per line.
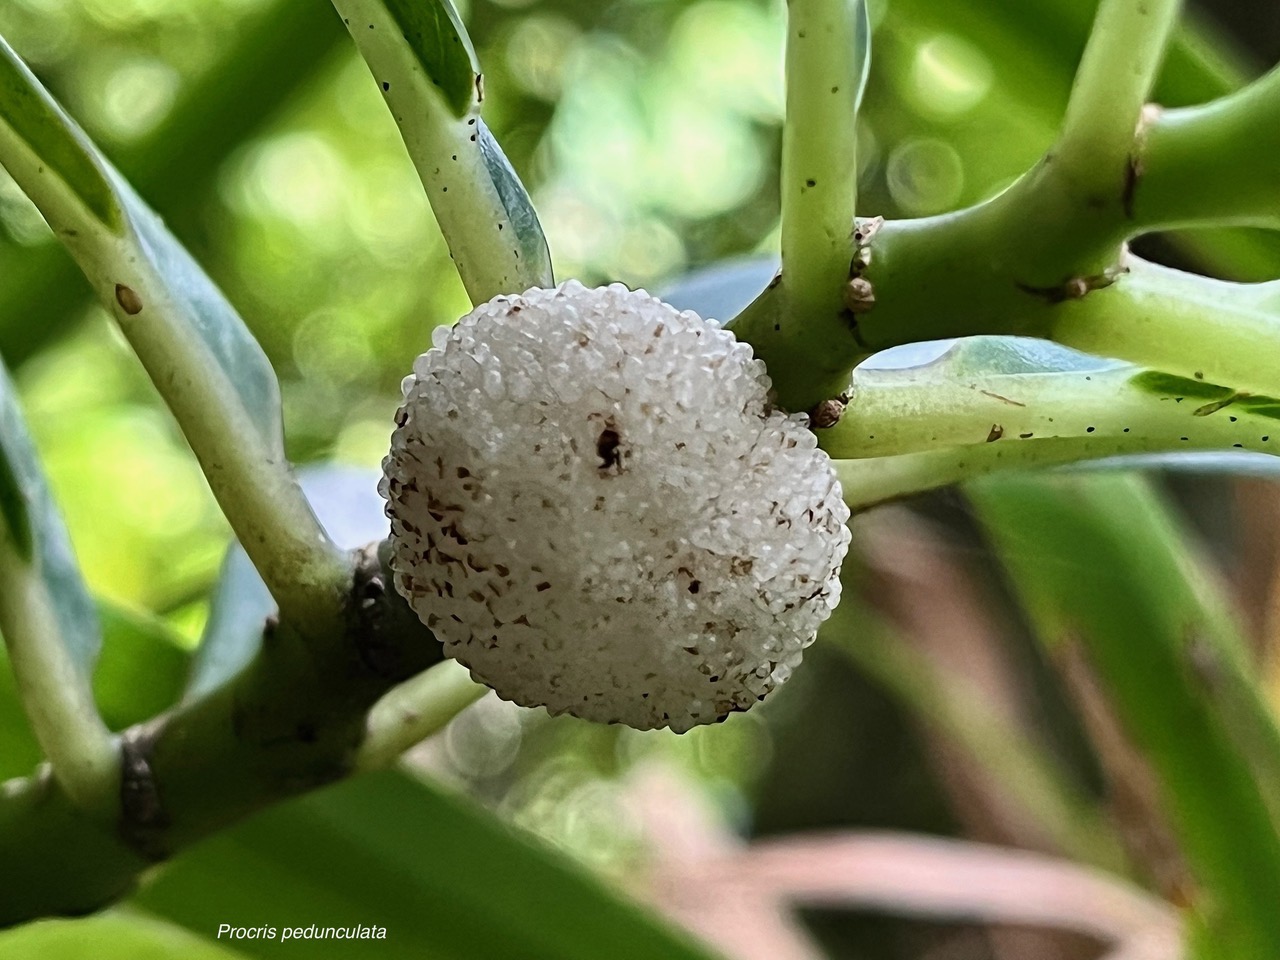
left=477, top=121, right=552, bottom=282
left=0, top=43, right=121, bottom=231
left=0, top=359, right=117, bottom=805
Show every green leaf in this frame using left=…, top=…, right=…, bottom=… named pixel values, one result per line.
left=333, top=0, right=553, bottom=304
left=187, top=467, right=386, bottom=700
left=134, top=770, right=720, bottom=960
left=0, top=43, right=121, bottom=232
left=0, top=913, right=247, bottom=960
left=476, top=121, right=553, bottom=282
left=970, top=474, right=1280, bottom=959
left=380, top=0, right=478, bottom=118
left=0, top=364, right=95, bottom=656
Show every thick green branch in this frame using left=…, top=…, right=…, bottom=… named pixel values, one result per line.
left=1137, top=62, right=1280, bottom=228
left=0, top=545, right=453, bottom=926
left=828, top=342, right=1280, bottom=463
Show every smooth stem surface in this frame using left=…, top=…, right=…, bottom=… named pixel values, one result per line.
left=779, top=0, right=862, bottom=355
left=1137, top=62, right=1280, bottom=228
left=836, top=429, right=1270, bottom=511
left=1053, top=0, right=1181, bottom=194
left=733, top=0, right=865, bottom=410
left=356, top=660, right=483, bottom=771
left=0, top=550, right=118, bottom=816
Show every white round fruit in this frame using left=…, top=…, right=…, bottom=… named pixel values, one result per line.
left=381, top=281, right=850, bottom=732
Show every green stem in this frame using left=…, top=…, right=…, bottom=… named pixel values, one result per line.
left=332, top=0, right=552, bottom=304
left=732, top=0, right=866, bottom=411
left=1137, top=62, right=1280, bottom=228
left=1049, top=259, right=1280, bottom=398
left=0, top=0, right=345, bottom=369
left=0, top=551, right=118, bottom=816
left=0, top=36, right=347, bottom=628
left=1053, top=0, right=1181, bottom=196
left=835, top=425, right=1273, bottom=511
left=0, top=361, right=117, bottom=815
left=355, top=660, right=483, bottom=772
left=828, top=341, right=1280, bottom=463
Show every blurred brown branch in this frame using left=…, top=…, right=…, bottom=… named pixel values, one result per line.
left=629, top=765, right=1181, bottom=960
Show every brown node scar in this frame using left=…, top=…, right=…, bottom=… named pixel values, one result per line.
left=115, top=283, right=143, bottom=315
left=809, top=395, right=848, bottom=429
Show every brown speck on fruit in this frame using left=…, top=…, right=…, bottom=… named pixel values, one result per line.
left=115, top=284, right=143, bottom=315
left=986, top=424, right=1004, bottom=442
left=595, top=417, right=625, bottom=473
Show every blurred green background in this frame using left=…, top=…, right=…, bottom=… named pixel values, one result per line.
left=3, top=1, right=1280, bottom=957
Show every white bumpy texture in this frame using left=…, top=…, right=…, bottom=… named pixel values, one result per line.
left=382, top=281, right=851, bottom=732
